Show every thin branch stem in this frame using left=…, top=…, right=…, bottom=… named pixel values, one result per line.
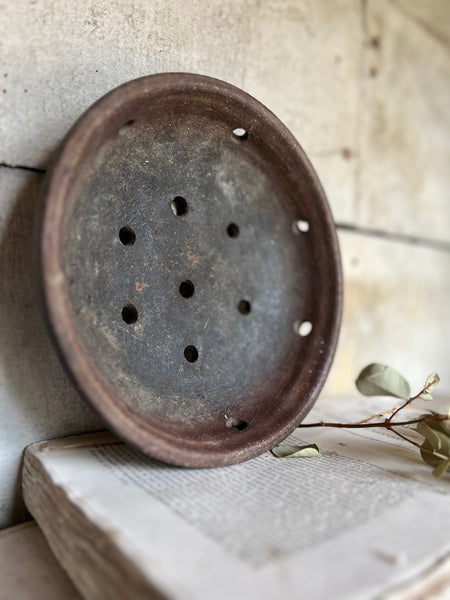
left=327, top=385, right=434, bottom=429
left=386, top=426, right=449, bottom=460
left=386, top=425, right=421, bottom=448
left=387, top=399, right=411, bottom=423
left=295, top=376, right=449, bottom=473
left=387, top=390, right=423, bottom=424
left=296, top=382, right=450, bottom=464
left=298, top=415, right=448, bottom=429
left=354, top=407, right=397, bottom=425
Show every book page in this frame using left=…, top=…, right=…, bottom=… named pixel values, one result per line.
left=28, top=395, right=450, bottom=600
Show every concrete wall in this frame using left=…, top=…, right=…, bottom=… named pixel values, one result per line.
left=1, top=0, right=449, bottom=528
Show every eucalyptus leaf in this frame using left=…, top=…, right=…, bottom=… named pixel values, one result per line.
left=433, top=459, right=450, bottom=478
left=434, top=430, right=450, bottom=457
left=417, top=418, right=450, bottom=450
left=431, top=430, right=450, bottom=457
left=429, top=416, right=450, bottom=437
left=271, top=444, right=320, bottom=458
left=425, top=373, right=440, bottom=391
left=420, top=440, right=441, bottom=467
left=355, top=364, right=410, bottom=400
left=416, top=421, right=441, bottom=449
left=418, top=417, right=450, bottom=477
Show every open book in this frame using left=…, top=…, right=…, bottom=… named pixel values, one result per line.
left=22, top=396, right=450, bottom=600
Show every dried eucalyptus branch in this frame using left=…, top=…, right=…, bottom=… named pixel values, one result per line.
left=297, top=414, right=448, bottom=430
left=293, top=365, right=450, bottom=478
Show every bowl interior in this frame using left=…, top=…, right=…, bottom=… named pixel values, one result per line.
left=42, top=75, right=341, bottom=466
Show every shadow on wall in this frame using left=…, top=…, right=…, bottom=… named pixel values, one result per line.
left=0, top=170, right=103, bottom=526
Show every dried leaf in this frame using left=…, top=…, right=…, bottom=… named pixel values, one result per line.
left=355, top=364, right=410, bottom=400
left=435, top=430, right=450, bottom=457
left=433, top=460, right=450, bottom=478
left=420, top=440, right=441, bottom=468
left=417, top=418, right=450, bottom=449
left=417, top=417, right=450, bottom=477
left=416, top=421, right=441, bottom=449
left=429, top=416, right=450, bottom=436
left=271, top=444, right=320, bottom=458
left=424, top=373, right=440, bottom=392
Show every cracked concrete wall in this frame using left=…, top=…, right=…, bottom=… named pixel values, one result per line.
left=0, top=0, right=449, bottom=528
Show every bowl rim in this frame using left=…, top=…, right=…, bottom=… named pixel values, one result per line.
left=37, top=73, right=343, bottom=467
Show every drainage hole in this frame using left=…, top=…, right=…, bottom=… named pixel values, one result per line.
left=122, top=304, right=138, bottom=324
left=119, top=120, right=135, bottom=134
left=237, top=299, right=251, bottom=315
left=184, top=345, right=199, bottom=362
left=179, top=279, right=195, bottom=298
left=294, top=219, right=310, bottom=234
left=232, top=127, right=248, bottom=140
left=171, top=196, right=188, bottom=216
left=227, top=223, right=240, bottom=238
left=226, top=418, right=247, bottom=430
left=295, top=320, right=313, bottom=337
left=119, top=226, right=136, bottom=246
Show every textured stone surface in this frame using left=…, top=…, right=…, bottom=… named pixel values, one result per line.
left=357, top=0, right=450, bottom=242
left=0, top=169, right=103, bottom=529
left=325, top=230, right=450, bottom=397
left=0, top=0, right=360, bottom=223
